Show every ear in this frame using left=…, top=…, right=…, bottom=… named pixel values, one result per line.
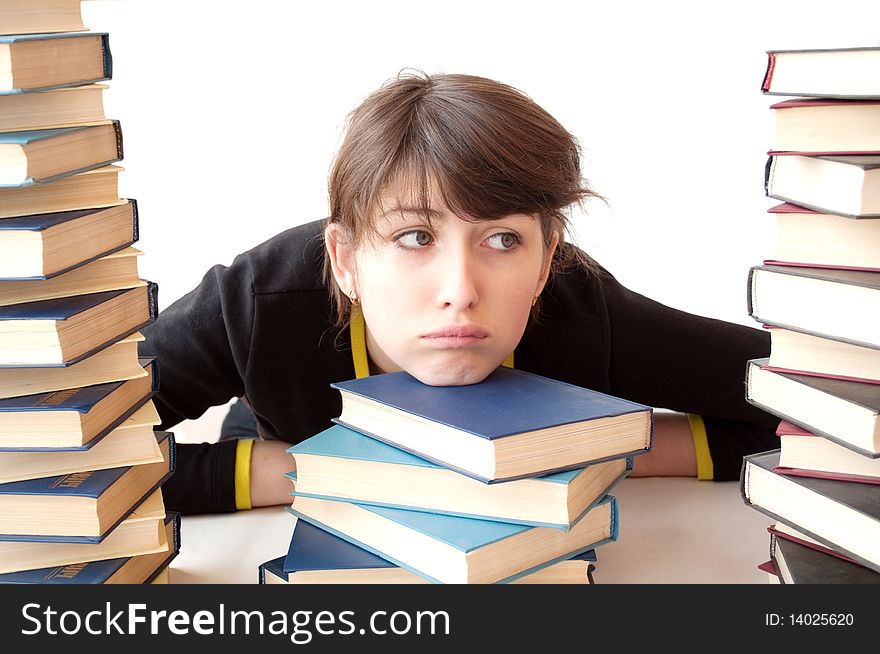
left=324, top=222, right=358, bottom=297
left=535, top=230, right=560, bottom=297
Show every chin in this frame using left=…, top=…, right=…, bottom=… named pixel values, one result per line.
left=408, top=356, right=498, bottom=387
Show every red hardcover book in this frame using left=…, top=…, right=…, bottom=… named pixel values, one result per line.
left=769, top=99, right=880, bottom=155
left=764, top=203, right=880, bottom=273
left=774, top=420, right=880, bottom=485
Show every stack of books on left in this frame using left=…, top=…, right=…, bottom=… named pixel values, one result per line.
left=740, top=45, right=880, bottom=585
left=259, top=366, right=653, bottom=584
left=0, top=0, right=177, bottom=585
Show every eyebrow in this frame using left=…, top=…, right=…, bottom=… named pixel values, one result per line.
left=378, top=206, right=445, bottom=219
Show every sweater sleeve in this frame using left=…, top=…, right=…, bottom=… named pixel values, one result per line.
left=139, top=253, right=256, bottom=514
left=599, top=272, right=780, bottom=480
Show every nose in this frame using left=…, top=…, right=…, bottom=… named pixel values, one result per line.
left=435, top=246, right=480, bottom=311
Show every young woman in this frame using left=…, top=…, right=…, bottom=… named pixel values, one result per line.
left=141, top=73, right=778, bottom=515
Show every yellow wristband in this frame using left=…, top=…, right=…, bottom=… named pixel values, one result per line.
left=234, top=438, right=254, bottom=510
left=687, top=414, right=714, bottom=481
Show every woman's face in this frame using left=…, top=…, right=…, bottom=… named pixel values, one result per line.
left=328, top=191, right=558, bottom=386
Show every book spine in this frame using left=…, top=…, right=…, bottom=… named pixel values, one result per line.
left=130, top=198, right=139, bottom=243
left=761, top=52, right=776, bottom=93
left=100, top=34, right=113, bottom=81
left=111, top=119, right=124, bottom=161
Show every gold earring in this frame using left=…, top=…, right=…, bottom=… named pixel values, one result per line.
left=349, top=289, right=360, bottom=306
left=532, top=294, right=539, bottom=307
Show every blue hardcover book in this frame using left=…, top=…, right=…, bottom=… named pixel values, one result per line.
left=0, top=512, right=180, bottom=584
left=0, top=356, right=158, bottom=451
left=273, top=518, right=598, bottom=585
left=0, top=121, right=123, bottom=187
left=0, top=281, right=158, bottom=367
left=288, top=493, right=617, bottom=584
left=0, top=200, right=138, bottom=280
left=287, top=423, right=631, bottom=528
left=0, top=431, right=175, bottom=543
left=0, top=32, right=112, bottom=94
left=331, top=366, right=652, bottom=482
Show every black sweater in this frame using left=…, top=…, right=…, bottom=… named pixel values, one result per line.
left=140, top=219, right=779, bottom=514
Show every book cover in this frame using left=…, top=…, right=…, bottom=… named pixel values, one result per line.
left=746, top=358, right=880, bottom=458
left=0, top=431, right=175, bottom=543
left=747, top=264, right=880, bottom=351
left=0, top=512, right=180, bottom=584
left=741, top=449, right=880, bottom=573
left=287, top=424, right=631, bottom=528
left=282, top=518, right=598, bottom=575
left=0, top=356, right=158, bottom=452
left=288, top=494, right=617, bottom=584
left=768, top=99, right=880, bottom=155
left=762, top=46, right=880, bottom=99
left=332, top=367, right=652, bottom=482
left=0, top=121, right=123, bottom=187
left=0, top=200, right=138, bottom=280
left=0, top=32, right=112, bottom=95
left=771, top=533, right=880, bottom=584
left=0, top=282, right=158, bottom=367
left=764, top=154, right=880, bottom=218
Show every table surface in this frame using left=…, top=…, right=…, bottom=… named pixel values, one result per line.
left=169, top=477, right=774, bottom=584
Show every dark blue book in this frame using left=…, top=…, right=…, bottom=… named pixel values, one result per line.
left=0, top=32, right=112, bottom=94
left=0, top=431, right=174, bottom=543
left=771, top=533, right=880, bottom=584
left=0, top=282, right=157, bottom=367
left=742, top=449, right=880, bottom=573
left=0, top=512, right=180, bottom=584
left=0, top=201, right=138, bottom=280
left=288, top=494, right=617, bottom=584
left=267, top=518, right=597, bottom=584
left=287, top=423, right=631, bottom=528
left=0, top=121, right=123, bottom=187
left=0, top=356, right=157, bottom=451
left=331, top=367, right=652, bottom=482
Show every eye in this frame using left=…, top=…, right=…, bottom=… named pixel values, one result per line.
left=394, top=229, right=434, bottom=249
left=485, top=232, right=521, bottom=251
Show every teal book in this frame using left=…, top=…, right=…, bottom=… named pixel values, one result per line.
left=0, top=512, right=180, bottom=584
left=0, top=431, right=174, bottom=543
left=0, top=282, right=157, bottom=367
left=0, top=200, right=138, bottom=280
left=741, top=450, right=880, bottom=573
left=287, top=423, right=631, bottom=529
left=0, top=356, right=158, bottom=451
left=0, top=32, right=112, bottom=94
left=331, top=367, right=652, bottom=482
left=0, top=121, right=123, bottom=187
left=288, top=493, right=617, bottom=584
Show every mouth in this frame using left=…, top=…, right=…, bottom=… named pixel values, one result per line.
left=421, top=325, right=489, bottom=348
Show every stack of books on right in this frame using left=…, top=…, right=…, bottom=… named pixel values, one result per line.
left=266, top=366, right=653, bottom=584
left=741, top=45, right=880, bottom=585
left=0, top=0, right=177, bottom=585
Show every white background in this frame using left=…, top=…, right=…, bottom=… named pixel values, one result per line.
left=79, top=0, right=880, bottom=438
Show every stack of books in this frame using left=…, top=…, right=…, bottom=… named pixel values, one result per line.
left=0, top=0, right=177, bottom=585
left=740, top=45, right=880, bottom=585
left=260, top=366, right=653, bottom=584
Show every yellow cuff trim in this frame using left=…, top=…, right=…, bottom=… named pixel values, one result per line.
left=687, top=414, right=713, bottom=481
left=234, top=438, right=254, bottom=510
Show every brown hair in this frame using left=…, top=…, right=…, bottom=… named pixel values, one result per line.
left=324, top=71, right=601, bottom=328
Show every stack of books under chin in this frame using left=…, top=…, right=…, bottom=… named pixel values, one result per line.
left=0, top=0, right=177, bottom=585
left=259, top=366, right=653, bottom=584
left=741, top=45, right=880, bottom=585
